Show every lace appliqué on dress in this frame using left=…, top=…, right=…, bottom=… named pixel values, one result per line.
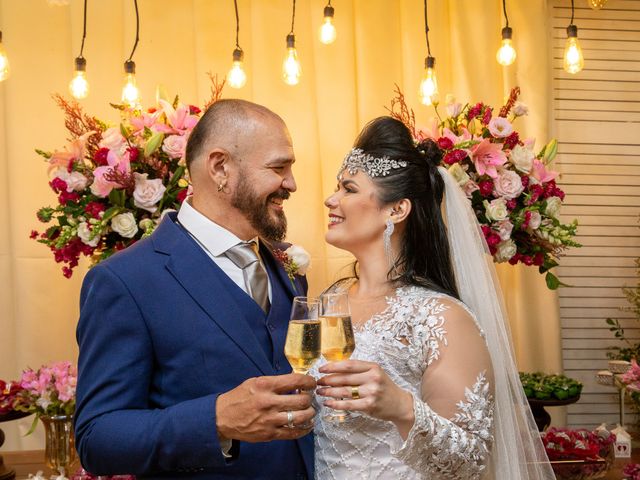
left=391, top=372, right=495, bottom=480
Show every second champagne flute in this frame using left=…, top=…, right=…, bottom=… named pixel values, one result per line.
left=320, top=292, right=355, bottom=422
left=284, top=296, right=321, bottom=375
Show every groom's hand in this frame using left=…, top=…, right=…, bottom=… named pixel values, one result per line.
left=216, top=373, right=316, bottom=442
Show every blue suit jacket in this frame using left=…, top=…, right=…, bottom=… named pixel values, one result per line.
left=75, top=214, right=313, bottom=479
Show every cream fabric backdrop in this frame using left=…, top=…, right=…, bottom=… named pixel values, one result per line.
left=0, top=0, right=562, bottom=451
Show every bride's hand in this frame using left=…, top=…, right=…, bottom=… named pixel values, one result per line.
left=317, top=360, right=415, bottom=436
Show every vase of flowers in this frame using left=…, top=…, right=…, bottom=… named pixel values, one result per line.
left=387, top=86, right=581, bottom=289
left=13, top=361, right=77, bottom=474
left=40, top=414, right=76, bottom=473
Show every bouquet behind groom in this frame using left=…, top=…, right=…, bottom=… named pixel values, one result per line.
left=75, top=99, right=315, bottom=479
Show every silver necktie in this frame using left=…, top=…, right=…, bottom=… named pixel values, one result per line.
left=225, top=241, right=270, bottom=313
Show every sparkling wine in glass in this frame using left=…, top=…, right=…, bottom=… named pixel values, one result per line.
left=285, top=297, right=321, bottom=375
left=320, top=292, right=355, bottom=422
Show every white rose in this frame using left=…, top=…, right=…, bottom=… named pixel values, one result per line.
left=545, top=196, right=562, bottom=218
left=77, top=221, right=100, bottom=247
left=285, top=245, right=311, bottom=275
left=133, top=172, right=166, bottom=213
left=513, top=101, right=529, bottom=117
left=495, top=239, right=517, bottom=263
left=528, top=210, right=542, bottom=231
left=54, top=168, right=89, bottom=192
left=509, top=144, right=535, bottom=174
left=484, top=198, right=509, bottom=222
left=99, top=126, right=127, bottom=154
left=447, top=163, right=470, bottom=186
left=496, top=219, right=514, bottom=241
left=111, top=212, right=139, bottom=238
left=493, top=169, right=524, bottom=200
left=162, top=134, right=188, bottom=160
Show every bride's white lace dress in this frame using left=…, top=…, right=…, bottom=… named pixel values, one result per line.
left=313, top=281, right=495, bottom=479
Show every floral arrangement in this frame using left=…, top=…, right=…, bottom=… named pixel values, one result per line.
left=0, top=380, right=23, bottom=414
left=624, top=464, right=640, bottom=480
left=519, top=371, right=582, bottom=401
left=273, top=244, right=312, bottom=284
left=12, top=361, right=77, bottom=433
left=388, top=87, right=580, bottom=289
left=32, top=77, right=225, bottom=277
left=542, top=427, right=615, bottom=462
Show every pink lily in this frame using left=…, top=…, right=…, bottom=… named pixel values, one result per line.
left=469, top=139, right=507, bottom=179
left=90, top=150, right=132, bottom=197
left=47, top=131, right=95, bottom=173
left=530, top=158, right=558, bottom=184
left=129, top=110, right=161, bottom=136
left=156, top=99, right=199, bottom=134
left=416, top=117, right=440, bottom=141
left=442, top=126, right=472, bottom=146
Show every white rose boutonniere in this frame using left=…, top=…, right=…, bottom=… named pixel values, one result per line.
left=273, top=244, right=311, bottom=289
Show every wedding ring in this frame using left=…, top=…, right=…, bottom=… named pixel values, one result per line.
left=287, top=410, right=295, bottom=428
left=351, top=385, right=360, bottom=400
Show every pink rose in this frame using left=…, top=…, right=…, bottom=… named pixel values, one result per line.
left=133, top=173, right=166, bottom=213
left=162, top=134, right=188, bottom=160
left=53, top=168, right=89, bottom=192
left=496, top=219, right=514, bottom=241
left=493, top=169, right=524, bottom=199
left=99, top=127, right=127, bottom=154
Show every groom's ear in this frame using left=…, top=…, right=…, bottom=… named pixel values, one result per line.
left=206, top=148, right=233, bottom=184
left=390, top=198, right=411, bottom=224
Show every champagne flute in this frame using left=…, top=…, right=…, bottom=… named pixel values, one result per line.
left=320, top=292, right=355, bottom=422
left=284, top=297, right=321, bottom=375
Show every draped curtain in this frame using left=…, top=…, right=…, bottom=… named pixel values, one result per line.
left=0, top=0, right=562, bottom=450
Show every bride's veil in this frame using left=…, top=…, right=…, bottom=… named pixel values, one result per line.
left=437, top=166, right=555, bottom=479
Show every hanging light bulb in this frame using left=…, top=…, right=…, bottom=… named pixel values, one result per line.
left=227, top=48, right=247, bottom=89
left=0, top=31, right=10, bottom=82
left=69, top=57, right=89, bottom=99
left=283, top=34, right=302, bottom=85
left=122, top=60, right=140, bottom=106
left=588, top=0, right=607, bottom=9
left=319, top=3, right=337, bottom=44
left=496, top=0, right=516, bottom=67
left=564, top=25, right=584, bottom=74
left=419, top=56, right=438, bottom=105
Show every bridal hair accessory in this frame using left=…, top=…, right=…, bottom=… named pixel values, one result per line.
left=340, top=148, right=407, bottom=178
left=436, top=165, right=555, bottom=479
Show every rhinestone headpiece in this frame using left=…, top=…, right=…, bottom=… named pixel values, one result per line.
left=339, top=148, right=408, bottom=178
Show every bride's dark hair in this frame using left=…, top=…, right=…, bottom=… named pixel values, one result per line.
left=353, top=116, right=459, bottom=299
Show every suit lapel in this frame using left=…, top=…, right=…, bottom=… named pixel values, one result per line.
left=259, top=240, right=301, bottom=298
left=154, top=215, right=274, bottom=376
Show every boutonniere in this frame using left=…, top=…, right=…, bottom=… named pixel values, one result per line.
left=273, top=245, right=311, bottom=289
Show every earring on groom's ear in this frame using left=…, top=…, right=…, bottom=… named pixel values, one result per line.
left=217, top=179, right=227, bottom=192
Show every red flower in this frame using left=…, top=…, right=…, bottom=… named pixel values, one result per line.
left=481, top=107, right=493, bottom=126
left=508, top=253, right=521, bottom=265
left=94, top=147, right=110, bottom=166
left=520, top=175, right=530, bottom=189
left=533, top=253, right=544, bottom=266
left=522, top=255, right=534, bottom=266
left=85, top=201, right=106, bottom=219
left=527, top=184, right=544, bottom=205
left=189, top=105, right=201, bottom=115
left=467, top=102, right=483, bottom=120
left=49, top=177, right=68, bottom=194
left=479, top=180, right=494, bottom=197
left=176, top=188, right=188, bottom=204
left=62, top=267, right=73, bottom=278
left=127, top=147, right=140, bottom=163
left=443, top=149, right=467, bottom=165
left=486, top=232, right=501, bottom=248
left=506, top=199, right=516, bottom=210
left=437, top=137, right=454, bottom=150
left=522, top=210, right=532, bottom=229
left=503, top=131, right=520, bottom=150
left=29, top=230, right=38, bottom=239
left=58, top=191, right=80, bottom=205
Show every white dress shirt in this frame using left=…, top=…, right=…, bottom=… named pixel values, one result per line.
left=176, top=199, right=272, bottom=300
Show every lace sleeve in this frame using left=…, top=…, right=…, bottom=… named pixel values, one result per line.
left=390, top=294, right=495, bottom=479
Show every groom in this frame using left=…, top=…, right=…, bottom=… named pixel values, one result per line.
left=75, top=99, right=315, bottom=479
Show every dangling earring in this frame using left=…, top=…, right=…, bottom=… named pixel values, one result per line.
left=383, top=218, right=395, bottom=272
left=217, top=179, right=227, bottom=192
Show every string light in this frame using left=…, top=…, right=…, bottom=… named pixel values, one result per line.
left=564, top=0, right=584, bottom=74
left=121, top=0, right=141, bottom=106
left=69, top=0, right=89, bottom=99
left=227, top=0, right=247, bottom=88
left=419, top=0, right=438, bottom=105
left=283, top=0, right=302, bottom=85
left=496, top=0, right=516, bottom=66
left=319, top=1, right=337, bottom=45
left=588, top=0, right=607, bottom=9
left=0, top=31, right=10, bottom=82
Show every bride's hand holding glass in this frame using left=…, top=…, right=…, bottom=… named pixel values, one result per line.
left=317, top=359, right=416, bottom=438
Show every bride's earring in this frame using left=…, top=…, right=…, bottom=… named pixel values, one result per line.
left=383, top=218, right=395, bottom=272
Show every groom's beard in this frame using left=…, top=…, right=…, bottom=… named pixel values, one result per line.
left=231, top=176, right=289, bottom=242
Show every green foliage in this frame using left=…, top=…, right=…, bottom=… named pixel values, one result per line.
left=519, top=371, right=583, bottom=400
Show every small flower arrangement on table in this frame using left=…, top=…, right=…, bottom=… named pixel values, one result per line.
left=12, top=361, right=77, bottom=434
left=520, top=371, right=583, bottom=401
left=624, top=463, right=640, bottom=480
left=388, top=86, right=580, bottom=289
left=32, top=76, right=225, bottom=278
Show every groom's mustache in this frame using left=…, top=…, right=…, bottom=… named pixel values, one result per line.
left=267, top=190, right=291, bottom=202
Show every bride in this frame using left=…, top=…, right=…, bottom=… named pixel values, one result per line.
left=313, top=116, right=554, bottom=479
